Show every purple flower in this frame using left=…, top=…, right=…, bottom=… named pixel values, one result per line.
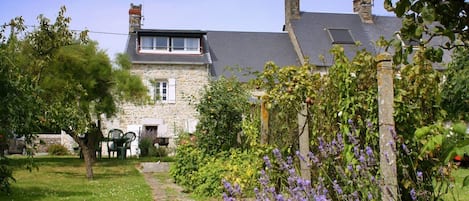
left=333, top=180, right=343, bottom=195
left=347, top=164, right=353, bottom=172
left=296, top=151, right=306, bottom=162
left=402, top=144, right=410, bottom=155
left=287, top=156, right=293, bottom=166
left=410, top=188, right=417, bottom=200
left=368, top=192, right=373, bottom=200
left=273, top=148, right=282, bottom=159
left=366, top=119, right=373, bottom=129
left=276, top=194, right=285, bottom=201
left=417, top=171, right=423, bottom=181
left=308, top=151, right=319, bottom=164
left=365, top=146, right=373, bottom=157
left=315, top=194, right=327, bottom=201
left=359, top=155, right=366, bottom=164
left=348, top=119, right=354, bottom=125
left=263, top=155, right=272, bottom=168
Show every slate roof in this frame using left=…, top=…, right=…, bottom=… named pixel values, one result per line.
left=126, top=11, right=449, bottom=78
left=290, top=12, right=403, bottom=66
left=206, top=31, right=299, bottom=82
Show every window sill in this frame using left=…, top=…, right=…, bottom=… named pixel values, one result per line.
left=139, top=50, right=201, bottom=55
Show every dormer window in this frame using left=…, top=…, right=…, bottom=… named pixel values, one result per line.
left=139, top=36, right=201, bottom=54
left=172, top=38, right=200, bottom=52
left=141, top=36, right=169, bottom=51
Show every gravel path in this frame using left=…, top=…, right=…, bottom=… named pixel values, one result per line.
left=139, top=162, right=194, bottom=201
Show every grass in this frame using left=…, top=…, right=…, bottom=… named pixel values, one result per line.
left=0, top=155, right=153, bottom=201
left=443, top=168, right=469, bottom=201
left=2, top=155, right=467, bottom=201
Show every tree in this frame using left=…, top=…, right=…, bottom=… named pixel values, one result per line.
left=441, top=47, right=469, bottom=121
left=0, top=17, right=42, bottom=192
left=2, top=7, right=148, bottom=180
left=195, top=77, right=250, bottom=155
left=384, top=0, right=469, bottom=63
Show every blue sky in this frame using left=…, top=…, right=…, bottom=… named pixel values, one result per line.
left=0, top=0, right=393, bottom=60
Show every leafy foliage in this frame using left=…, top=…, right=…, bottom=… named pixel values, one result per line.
left=441, top=47, right=469, bottom=121
left=397, top=123, right=469, bottom=200
left=1, top=6, right=148, bottom=180
left=384, top=0, right=469, bottom=62
left=195, top=77, right=250, bottom=155
left=0, top=157, right=14, bottom=193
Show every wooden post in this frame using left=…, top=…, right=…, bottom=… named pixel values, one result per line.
left=377, top=52, right=398, bottom=200
left=298, top=103, right=310, bottom=181
left=260, top=97, right=269, bottom=144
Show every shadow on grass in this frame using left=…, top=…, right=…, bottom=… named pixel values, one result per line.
left=0, top=186, right=90, bottom=201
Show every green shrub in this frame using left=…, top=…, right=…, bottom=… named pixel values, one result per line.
left=195, top=77, right=250, bottom=155
left=192, top=157, right=227, bottom=196
left=170, top=143, right=206, bottom=190
left=47, top=144, right=69, bottom=156
left=138, top=137, right=153, bottom=157
left=149, top=146, right=168, bottom=158
left=0, top=156, right=14, bottom=193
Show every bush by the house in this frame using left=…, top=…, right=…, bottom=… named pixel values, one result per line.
left=47, top=144, right=69, bottom=156
left=138, top=137, right=153, bottom=157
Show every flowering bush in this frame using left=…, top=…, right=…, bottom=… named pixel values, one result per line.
left=223, top=120, right=381, bottom=201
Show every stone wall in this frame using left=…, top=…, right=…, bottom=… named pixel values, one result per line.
left=104, top=63, right=209, bottom=148
left=36, top=131, right=76, bottom=153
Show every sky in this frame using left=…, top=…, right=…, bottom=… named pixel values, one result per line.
left=0, top=0, right=394, bottom=61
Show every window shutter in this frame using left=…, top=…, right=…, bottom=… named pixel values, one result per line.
left=167, top=78, right=176, bottom=103
left=126, top=125, right=142, bottom=156
left=157, top=124, right=169, bottom=137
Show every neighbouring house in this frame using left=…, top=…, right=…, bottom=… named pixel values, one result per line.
left=103, top=0, right=447, bottom=155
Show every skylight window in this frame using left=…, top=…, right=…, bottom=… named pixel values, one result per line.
left=327, top=28, right=355, bottom=44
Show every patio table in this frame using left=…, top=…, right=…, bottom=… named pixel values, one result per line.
left=102, top=136, right=130, bottom=159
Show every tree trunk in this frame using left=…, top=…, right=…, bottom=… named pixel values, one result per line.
left=80, top=143, right=94, bottom=180
left=70, top=131, right=95, bottom=180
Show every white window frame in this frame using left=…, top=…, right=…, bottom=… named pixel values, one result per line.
left=171, top=38, right=200, bottom=53
left=139, top=36, right=200, bottom=54
left=149, top=78, right=176, bottom=104
left=153, top=81, right=168, bottom=101
left=140, top=36, right=169, bottom=53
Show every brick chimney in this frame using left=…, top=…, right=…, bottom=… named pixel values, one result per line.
left=285, top=0, right=300, bottom=25
left=129, top=3, right=142, bottom=33
left=353, top=0, right=373, bottom=24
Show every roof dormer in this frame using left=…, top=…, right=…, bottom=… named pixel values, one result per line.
left=136, top=30, right=206, bottom=55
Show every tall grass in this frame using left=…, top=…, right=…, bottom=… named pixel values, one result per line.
left=0, top=156, right=153, bottom=201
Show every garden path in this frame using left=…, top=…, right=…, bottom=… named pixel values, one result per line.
left=139, top=162, right=194, bottom=201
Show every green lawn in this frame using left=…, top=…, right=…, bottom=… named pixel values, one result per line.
left=0, top=156, right=153, bottom=201
left=1, top=155, right=468, bottom=201
left=443, top=168, right=469, bottom=201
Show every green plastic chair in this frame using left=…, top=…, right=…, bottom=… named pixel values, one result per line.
left=123, top=132, right=136, bottom=158
left=107, top=129, right=123, bottom=158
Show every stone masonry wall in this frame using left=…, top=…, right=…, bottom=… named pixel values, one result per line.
left=104, top=63, right=209, bottom=148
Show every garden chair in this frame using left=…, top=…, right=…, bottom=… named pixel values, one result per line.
left=107, top=129, right=123, bottom=158
left=123, top=131, right=136, bottom=158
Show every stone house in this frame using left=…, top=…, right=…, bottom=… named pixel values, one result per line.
left=104, top=0, right=439, bottom=155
